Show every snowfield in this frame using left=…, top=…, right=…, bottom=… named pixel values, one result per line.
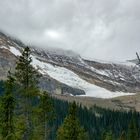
left=7, top=46, right=135, bottom=99
left=31, top=55, right=135, bottom=99
left=9, top=46, right=21, bottom=56
left=0, top=45, right=21, bottom=56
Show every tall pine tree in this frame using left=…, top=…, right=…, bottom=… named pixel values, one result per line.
left=0, top=71, right=15, bottom=139
left=128, top=119, right=138, bottom=140
left=119, top=131, right=126, bottom=140
left=15, top=47, right=39, bottom=140
left=56, top=102, right=88, bottom=140
left=40, top=91, right=55, bottom=139
left=32, top=91, right=55, bottom=140
left=104, top=131, right=113, bottom=140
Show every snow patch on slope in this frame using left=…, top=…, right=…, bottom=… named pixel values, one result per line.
left=9, top=46, right=21, bottom=56
left=0, top=45, right=21, bottom=56
left=85, top=57, right=136, bottom=67
left=0, top=45, right=8, bottom=50
left=7, top=46, right=135, bottom=99
left=91, top=67, right=110, bottom=77
left=31, top=55, right=135, bottom=99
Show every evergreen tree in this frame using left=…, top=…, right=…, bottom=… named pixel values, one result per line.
left=119, top=131, right=126, bottom=140
left=33, top=91, right=55, bottom=140
left=56, top=102, right=88, bottom=140
left=101, top=130, right=107, bottom=140
left=128, top=119, right=138, bottom=140
left=15, top=47, right=39, bottom=140
left=104, top=130, right=113, bottom=140
left=0, top=71, right=15, bottom=139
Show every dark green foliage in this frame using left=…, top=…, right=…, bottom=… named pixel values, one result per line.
left=101, top=130, right=107, bottom=140
left=0, top=71, right=15, bottom=139
left=119, top=131, right=126, bottom=140
left=0, top=76, right=140, bottom=140
left=51, top=99, right=140, bottom=140
left=15, top=47, right=39, bottom=95
left=39, top=91, right=55, bottom=122
left=104, top=130, right=113, bottom=140
left=0, top=81, right=4, bottom=95
left=128, top=119, right=138, bottom=140
left=15, top=47, right=39, bottom=140
left=56, top=102, right=87, bottom=140
left=32, top=91, right=55, bottom=140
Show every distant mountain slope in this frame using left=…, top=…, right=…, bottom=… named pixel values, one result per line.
left=0, top=31, right=139, bottom=98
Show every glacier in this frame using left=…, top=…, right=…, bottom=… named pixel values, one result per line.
left=5, top=45, right=135, bottom=99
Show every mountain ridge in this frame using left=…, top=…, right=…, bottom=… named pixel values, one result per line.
left=0, top=31, right=139, bottom=99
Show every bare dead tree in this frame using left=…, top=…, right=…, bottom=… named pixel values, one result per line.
left=136, top=52, right=140, bottom=65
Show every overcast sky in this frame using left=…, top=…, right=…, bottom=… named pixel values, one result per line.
left=0, top=0, right=140, bottom=61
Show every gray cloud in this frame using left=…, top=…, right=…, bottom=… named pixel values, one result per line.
left=0, top=0, right=140, bottom=61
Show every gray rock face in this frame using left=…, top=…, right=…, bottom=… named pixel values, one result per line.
left=0, top=32, right=85, bottom=95
left=0, top=31, right=140, bottom=96
left=0, top=48, right=16, bottom=80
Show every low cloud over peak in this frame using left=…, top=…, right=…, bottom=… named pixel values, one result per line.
left=0, top=0, right=139, bottom=61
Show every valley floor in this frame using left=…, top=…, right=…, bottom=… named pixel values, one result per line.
left=52, top=93, right=140, bottom=112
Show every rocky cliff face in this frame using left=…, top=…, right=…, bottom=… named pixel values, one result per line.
left=0, top=31, right=139, bottom=98
left=0, top=32, right=17, bottom=80
left=0, top=32, right=85, bottom=96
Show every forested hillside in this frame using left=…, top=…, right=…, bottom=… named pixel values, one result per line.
left=0, top=80, right=140, bottom=140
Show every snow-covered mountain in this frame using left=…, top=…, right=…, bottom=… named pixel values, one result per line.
left=0, top=32, right=139, bottom=98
